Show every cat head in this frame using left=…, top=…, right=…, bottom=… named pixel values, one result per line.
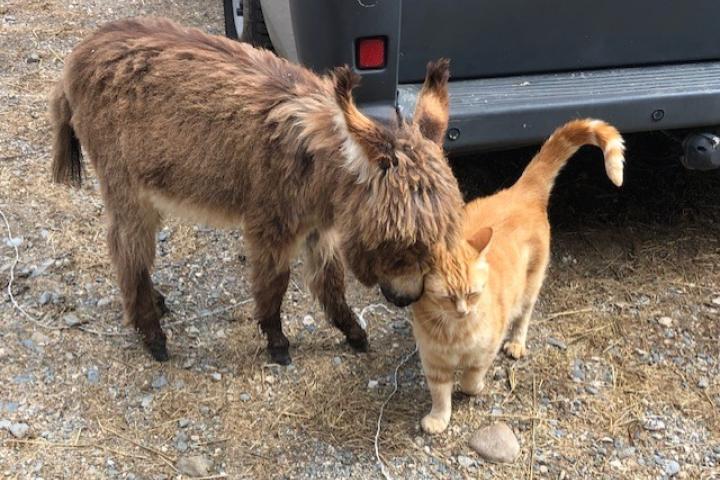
left=423, top=227, right=493, bottom=317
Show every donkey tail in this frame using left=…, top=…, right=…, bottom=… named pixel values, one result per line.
left=49, top=81, right=83, bottom=187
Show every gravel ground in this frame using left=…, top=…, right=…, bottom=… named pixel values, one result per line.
left=1, top=1, right=719, bottom=479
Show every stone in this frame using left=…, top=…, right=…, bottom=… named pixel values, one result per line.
left=711, top=296, right=720, bottom=306
left=30, top=331, right=49, bottom=346
left=141, top=394, right=153, bottom=409
left=367, top=380, right=379, bottom=389
left=178, top=418, right=190, bottom=428
left=332, top=356, right=342, bottom=366
left=96, top=297, right=112, bottom=308
left=239, top=393, right=251, bottom=402
left=151, top=374, right=168, bottom=389
left=547, top=337, right=567, bottom=350
left=210, top=372, right=222, bottom=382
left=643, top=418, right=666, bottom=431
left=665, top=459, right=680, bottom=476
left=27, top=53, right=40, bottom=63
left=10, top=423, right=29, bottom=439
left=87, top=366, right=100, bottom=384
left=469, top=422, right=520, bottom=464
left=38, top=291, right=52, bottom=305
left=63, top=313, right=83, bottom=327
left=698, top=377, right=709, bottom=389
left=177, top=455, right=213, bottom=477
left=658, top=316, right=673, bottom=327
left=457, top=455, right=474, bottom=469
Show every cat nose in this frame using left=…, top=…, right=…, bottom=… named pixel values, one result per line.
left=456, top=299, right=469, bottom=316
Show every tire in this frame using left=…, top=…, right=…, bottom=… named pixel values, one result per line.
left=223, top=0, right=273, bottom=51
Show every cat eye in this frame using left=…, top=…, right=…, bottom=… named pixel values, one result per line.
left=467, top=292, right=480, bottom=302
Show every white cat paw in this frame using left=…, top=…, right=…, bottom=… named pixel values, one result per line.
left=460, top=379, right=485, bottom=396
left=421, top=414, right=450, bottom=434
left=503, top=341, right=527, bottom=359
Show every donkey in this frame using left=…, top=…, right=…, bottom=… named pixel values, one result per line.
left=50, top=17, right=463, bottom=364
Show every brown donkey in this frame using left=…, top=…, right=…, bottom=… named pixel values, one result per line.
left=50, top=17, right=463, bottom=364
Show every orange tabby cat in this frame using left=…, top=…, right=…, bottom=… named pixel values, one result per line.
left=412, top=119, right=625, bottom=434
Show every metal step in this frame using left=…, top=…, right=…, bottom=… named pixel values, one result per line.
left=397, top=61, right=720, bottom=152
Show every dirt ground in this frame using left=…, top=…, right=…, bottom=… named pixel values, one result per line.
left=1, top=1, right=719, bottom=479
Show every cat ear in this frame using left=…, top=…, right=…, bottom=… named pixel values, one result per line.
left=468, top=227, right=493, bottom=257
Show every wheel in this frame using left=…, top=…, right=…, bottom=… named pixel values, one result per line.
left=223, top=0, right=273, bottom=50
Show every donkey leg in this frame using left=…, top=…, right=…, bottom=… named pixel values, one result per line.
left=106, top=202, right=167, bottom=361
left=305, top=231, right=368, bottom=352
left=152, top=288, right=170, bottom=317
left=250, top=249, right=292, bottom=365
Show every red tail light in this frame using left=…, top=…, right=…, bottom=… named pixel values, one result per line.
left=356, top=37, right=386, bottom=70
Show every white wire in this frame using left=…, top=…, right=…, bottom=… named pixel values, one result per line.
left=374, top=342, right=418, bottom=480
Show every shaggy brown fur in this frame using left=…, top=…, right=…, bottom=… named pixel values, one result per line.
left=49, top=17, right=463, bottom=364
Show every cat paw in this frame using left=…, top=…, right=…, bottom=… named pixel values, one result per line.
left=460, top=379, right=485, bottom=396
left=503, top=341, right=527, bottom=359
left=421, top=414, right=450, bottom=434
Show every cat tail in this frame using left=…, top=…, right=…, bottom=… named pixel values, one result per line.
left=516, top=119, right=624, bottom=201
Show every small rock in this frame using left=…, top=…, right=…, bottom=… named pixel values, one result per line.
left=264, top=375, right=275, bottom=384
left=5, top=236, right=23, bottom=247
left=610, top=459, right=623, bottom=469
left=210, top=373, right=222, bottom=382
left=547, top=337, right=567, bottom=350
left=182, top=358, right=195, bottom=369
left=469, top=422, right=520, bottom=464
left=10, top=423, right=30, bottom=439
left=414, top=436, right=424, bottom=448
left=178, top=418, right=190, bottom=428
left=215, top=329, right=226, bottom=339
left=367, top=380, right=379, bottom=389
left=63, top=313, right=83, bottom=327
left=618, top=447, right=636, bottom=459
left=176, top=440, right=188, bottom=453
left=38, top=291, right=53, bottom=305
left=13, top=374, right=33, bottom=384
left=332, top=356, right=342, bottom=366
left=177, top=455, right=213, bottom=477
left=585, top=385, right=599, bottom=395
left=87, top=366, right=100, bottom=384
left=152, top=374, right=168, bottom=389
left=302, top=315, right=314, bottom=326
left=26, top=53, right=40, bottom=63
left=457, top=455, right=474, bottom=469
left=658, top=317, right=673, bottom=327
left=141, top=394, right=153, bottom=409
left=0, top=419, right=10, bottom=430
left=698, top=377, right=709, bottom=389
left=96, top=297, right=112, bottom=308
left=643, top=418, right=666, bottom=431
left=239, top=393, right=251, bottom=402
left=30, top=331, right=49, bottom=346
left=711, top=296, right=720, bottom=306
left=158, top=229, right=171, bottom=242
left=665, top=459, right=680, bottom=476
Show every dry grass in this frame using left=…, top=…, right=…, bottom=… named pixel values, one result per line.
left=1, top=1, right=719, bottom=479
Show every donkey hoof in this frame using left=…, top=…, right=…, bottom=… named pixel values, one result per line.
left=347, top=332, right=369, bottom=352
left=147, top=339, right=169, bottom=362
left=268, top=346, right=292, bottom=365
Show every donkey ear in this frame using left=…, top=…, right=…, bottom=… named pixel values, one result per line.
left=331, top=66, right=396, bottom=171
left=467, top=226, right=493, bottom=257
left=413, top=58, right=450, bottom=145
